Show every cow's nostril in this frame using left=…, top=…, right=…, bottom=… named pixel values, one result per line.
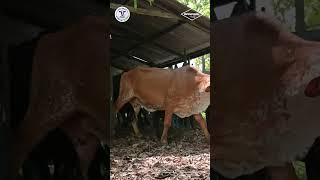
left=305, top=76, right=320, bottom=97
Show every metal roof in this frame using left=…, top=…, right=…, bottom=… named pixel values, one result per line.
left=110, top=0, right=210, bottom=70
left=1, top=0, right=210, bottom=71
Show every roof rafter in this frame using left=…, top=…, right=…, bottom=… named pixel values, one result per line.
left=110, top=3, right=180, bottom=20
left=112, top=21, right=185, bottom=62
left=157, top=47, right=210, bottom=68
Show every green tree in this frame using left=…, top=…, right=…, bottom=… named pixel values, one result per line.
left=271, top=0, right=320, bottom=31
left=272, top=0, right=294, bottom=23
left=176, top=0, right=210, bottom=72
left=176, top=0, right=210, bottom=17
left=304, top=0, right=320, bottom=30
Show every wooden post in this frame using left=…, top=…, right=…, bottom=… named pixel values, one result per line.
left=295, top=0, right=305, bottom=34
left=0, top=44, right=10, bottom=180
left=202, top=55, right=205, bottom=72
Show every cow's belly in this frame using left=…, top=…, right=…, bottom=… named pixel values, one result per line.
left=137, top=98, right=164, bottom=112
left=174, top=92, right=210, bottom=118
left=141, top=105, right=159, bottom=112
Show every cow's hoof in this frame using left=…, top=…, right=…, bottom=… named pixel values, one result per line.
left=161, top=139, right=168, bottom=144
left=206, top=138, right=210, bottom=144
left=135, top=133, right=143, bottom=138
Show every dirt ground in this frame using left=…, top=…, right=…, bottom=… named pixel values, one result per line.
left=110, top=128, right=210, bottom=180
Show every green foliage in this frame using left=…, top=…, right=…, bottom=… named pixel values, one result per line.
left=133, top=0, right=154, bottom=8
left=201, top=112, right=206, bottom=121
left=292, top=161, right=307, bottom=180
left=305, top=0, right=320, bottom=30
left=176, top=0, right=210, bottom=17
left=272, top=0, right=295, bottom=30
left=133, top=0, right=138, bottom=8
left=191, top=54, right=210, bottom=72
left=175, top=0, right=210, bottom=72
left=271, top=0, right=320, bottom=31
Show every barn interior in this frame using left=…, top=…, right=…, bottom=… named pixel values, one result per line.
left=109, top=1, right=211, bottom=179
left=109, top=0, right=210, bottom=136
left=109, top=0, right=210, bottom=135
left=110, top=0, right=210, bottom=73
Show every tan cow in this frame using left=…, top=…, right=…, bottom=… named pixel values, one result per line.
left=212, top=12, right=320, bottom=179
left=10, top=16, right=109, bottom=180
left=114, top=66, right=210, bottom=144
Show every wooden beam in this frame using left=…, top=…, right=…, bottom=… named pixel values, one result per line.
left=111, top=62, right=130, bottom=71
left=113, top=21, right=185, bottom=61
left=112, top=48, right=156, bottom=66
left=294, top=30, right=320, bottom=41
left=249, top=0, right=256, bottom=10
left=0, top=45, right=12, bottom=180
left=295, top=0, right=305, bottom=34
left=212, top=9, right=218, bottom=21
left=153, top=0, right=210, bottom=33
left=111, top=33, right=140, bottom=42
left=153, top=44, right=183, bottom=57
left=111, top=26, right=184, bottom=57
left=126, top=21, right=184, bottom=52
left=110, top=3, right=180, bottom=20
left=157, top=47, right=210, bottom=68
left=213, top=0, right=236, bottom=7
left=0, top=45, right=10, bottom=126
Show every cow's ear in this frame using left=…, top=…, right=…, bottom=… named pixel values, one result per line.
left=205, top=86, right=210, bottom=92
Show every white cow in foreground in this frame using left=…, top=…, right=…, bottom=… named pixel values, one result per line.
left=212, top=12, right=320, bottom=180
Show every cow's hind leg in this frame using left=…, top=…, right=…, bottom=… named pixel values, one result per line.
left=160, top=110, right=173, bottom=144
left=130, top=100, right=142, bottom=137
left=114, top=74, right=134, bottom=112
left=193, top=113, right=210, bottom=143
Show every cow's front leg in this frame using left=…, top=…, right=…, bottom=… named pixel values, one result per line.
left=160, top=111, right=173, bottom=144
left=193, top=113, right=210, bottom=143
left=131, top=104, right=142, bottom=138
left=131, top=116, right=143, bottom=138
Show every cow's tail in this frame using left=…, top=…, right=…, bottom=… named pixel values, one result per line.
left=114, top=72, right=134, bottom=112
